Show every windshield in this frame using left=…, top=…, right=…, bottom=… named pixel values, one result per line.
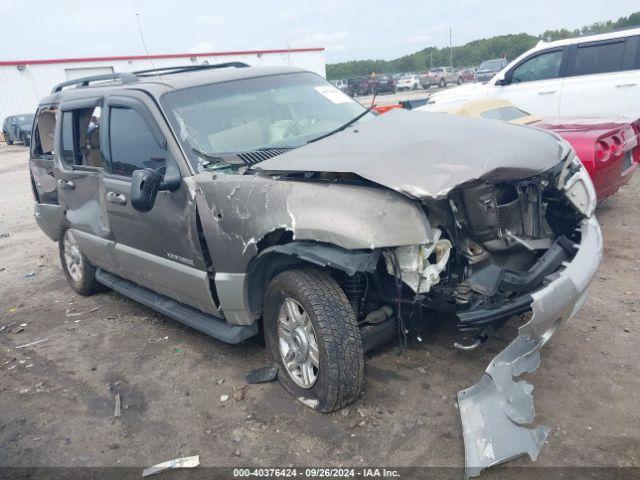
left=161, top=72, right=367, bottom=169
left=16, top=114, right=34, bottom=124
left=479, top=60, right=504, bottom=70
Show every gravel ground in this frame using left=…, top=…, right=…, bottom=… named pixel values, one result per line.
left=0, top=142, right=638, bottom=477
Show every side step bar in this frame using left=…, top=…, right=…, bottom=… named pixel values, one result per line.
left=95, top=269, right=258, bottom=344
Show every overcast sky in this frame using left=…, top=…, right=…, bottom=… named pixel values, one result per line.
left=1, top=0, right=638, bottom=64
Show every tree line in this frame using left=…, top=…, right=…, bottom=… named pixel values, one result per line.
left=326, top=11, right=640, bottom=80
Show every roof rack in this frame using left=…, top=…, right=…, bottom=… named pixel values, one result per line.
left=134, top=62, right=250, bottom=77
left=50, top=62, right=250, bottom=94
left=51, top=72, right=138, bottom=93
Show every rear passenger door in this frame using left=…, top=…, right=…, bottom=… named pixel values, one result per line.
left=101, top=92, right=219, bottom=315
left=560, top=35, right=640, bottom=117
left=54, top=97, right=119, bottom=272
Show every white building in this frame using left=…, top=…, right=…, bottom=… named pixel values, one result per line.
left=0, top=47, right=325, bottom=122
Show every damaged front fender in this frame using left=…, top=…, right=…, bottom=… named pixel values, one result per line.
left=458, top=216, right=602, bottom=478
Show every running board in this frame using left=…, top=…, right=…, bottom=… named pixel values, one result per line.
left=95, top=268, right=258, bottom=344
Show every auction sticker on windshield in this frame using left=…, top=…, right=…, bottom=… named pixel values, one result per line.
left=314, top=85, right=353, bottom=104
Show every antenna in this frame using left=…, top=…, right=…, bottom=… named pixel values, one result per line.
left=136, top=13, right=159, bottom=73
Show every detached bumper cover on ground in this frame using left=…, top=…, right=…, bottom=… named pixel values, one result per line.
left=458, top=216, right=602, bottom=478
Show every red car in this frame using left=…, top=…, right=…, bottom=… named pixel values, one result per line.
left=377, top=99, right=639, bottom=201
left=534, top=116, right=639, bottom=200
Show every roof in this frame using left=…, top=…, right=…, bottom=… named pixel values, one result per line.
left=0, top=47, right=324, bottom=67
left=534, top=26, right=640, bottom=50
left=39, top=65, right=310, bottom=104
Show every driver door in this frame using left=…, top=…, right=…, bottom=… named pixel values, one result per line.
left=101, top=92, right=219, bottom=315
left=493, top=48, right=567, bottom=117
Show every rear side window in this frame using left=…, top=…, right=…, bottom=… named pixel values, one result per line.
left=573, top=41, right=625, bottom=76
left=108, top=107, right=167, bottom=177
left=60, top=105, right=103, bottom=168
left=61, top=112, right=75, bottom=164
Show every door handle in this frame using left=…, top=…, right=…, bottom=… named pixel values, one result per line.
left=57, top=179, right=75, bottom=190
left=538, top=90, right=556, bottom=95
left=106, top=191, right=127, bottom=205
left=615, top=83, right=637, bottom=88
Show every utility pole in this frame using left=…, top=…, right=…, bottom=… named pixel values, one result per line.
left=430, top=49, right=433, bottom=69
left=449, top=27, right=453, bottom=68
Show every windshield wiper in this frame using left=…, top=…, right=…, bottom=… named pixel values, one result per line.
left=305, top=107, right=373, bottom=145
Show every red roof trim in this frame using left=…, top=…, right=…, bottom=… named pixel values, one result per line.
left=0, top=47, right=325, bottom=67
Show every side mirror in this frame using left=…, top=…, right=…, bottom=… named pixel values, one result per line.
left=495, top=76, right=507, bottom=86
left=131, top=168, right=162, bottom=212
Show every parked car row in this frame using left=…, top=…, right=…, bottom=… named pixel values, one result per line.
left=330, top=58, right=509, bottom=98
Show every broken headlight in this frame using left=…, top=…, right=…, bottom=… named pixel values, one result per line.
left=559, top=151, right=597, bottom=218
left=383, top=229, right=452, bottom=293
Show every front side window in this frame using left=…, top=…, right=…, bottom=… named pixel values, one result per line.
left=108, top=107, right=168, bottom=177
left=572, top=41, right=626, bottom=76
left=160, top=72, right=367, bottom=170
left=511, top=50, right=563, bottom=83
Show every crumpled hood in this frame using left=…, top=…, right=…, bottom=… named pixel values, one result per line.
left=257, top=109, right=567, bottom=199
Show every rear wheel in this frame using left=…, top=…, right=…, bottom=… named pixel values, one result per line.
left=264, top=268, right=364, bottom=412
left=59, top=229, right=101, bottom=296
left=4, top=132, right=13, bottom=145
left=457, top=77, right=462, bottom=85
left=439, top=78, right=446, bottom=88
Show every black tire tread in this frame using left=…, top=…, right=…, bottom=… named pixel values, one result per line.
left=267, top=268, right=364, bottom=412
left=58, top=230, right=101, bottom=296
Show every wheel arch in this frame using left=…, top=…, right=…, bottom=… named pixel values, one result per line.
left=245, top=241, right=380, bottom=320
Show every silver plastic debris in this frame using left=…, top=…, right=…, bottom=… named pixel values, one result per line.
left=141, top=455, right=200, bottom=477
left=458, top=216, right=602, bottom=478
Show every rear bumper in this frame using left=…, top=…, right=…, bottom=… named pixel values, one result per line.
left=34, top=203, right=65, bottom=242
left=458, top=216, right=602, bottom=478
left=595, top=160, right=637, bottom=201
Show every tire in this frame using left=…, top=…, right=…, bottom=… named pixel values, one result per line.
left=59, top=229, right=101, bottom=296
left=457, top=77, right=462, bottom=85
left=412, top=83, right=418, bottom=90
left=4, top=132, right=13, bottom=145
left=439, top=78, right=446, bottom=88
left=20, top=133, right=30, bottom=146
left=264, top=268, right=364, bottom=412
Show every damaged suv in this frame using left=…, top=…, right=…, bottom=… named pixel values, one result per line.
left=30, top=63, right=601, bottom=475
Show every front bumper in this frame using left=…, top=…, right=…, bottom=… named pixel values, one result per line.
left=457, top=216, right=602, bottom=478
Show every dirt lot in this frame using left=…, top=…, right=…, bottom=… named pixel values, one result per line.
left=0, top=142, right=639, bottom=477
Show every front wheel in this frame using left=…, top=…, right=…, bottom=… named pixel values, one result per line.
left=59, top=229, right=101, bottom=296
left=4, top=132, right=13, bottom=145
left=439, top=78, right=446, bottom=88
left=20, top=133, right=30, bottom=146
left=457, top=77, right=462, bottom=85
left=264, top=268, right=364, bottom=412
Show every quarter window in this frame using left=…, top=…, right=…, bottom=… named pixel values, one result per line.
left=108, top=107, right=168, bottom=177
left=511, top=50, right=563, bottom=83
left=573, top=41, right=625, bottom=76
